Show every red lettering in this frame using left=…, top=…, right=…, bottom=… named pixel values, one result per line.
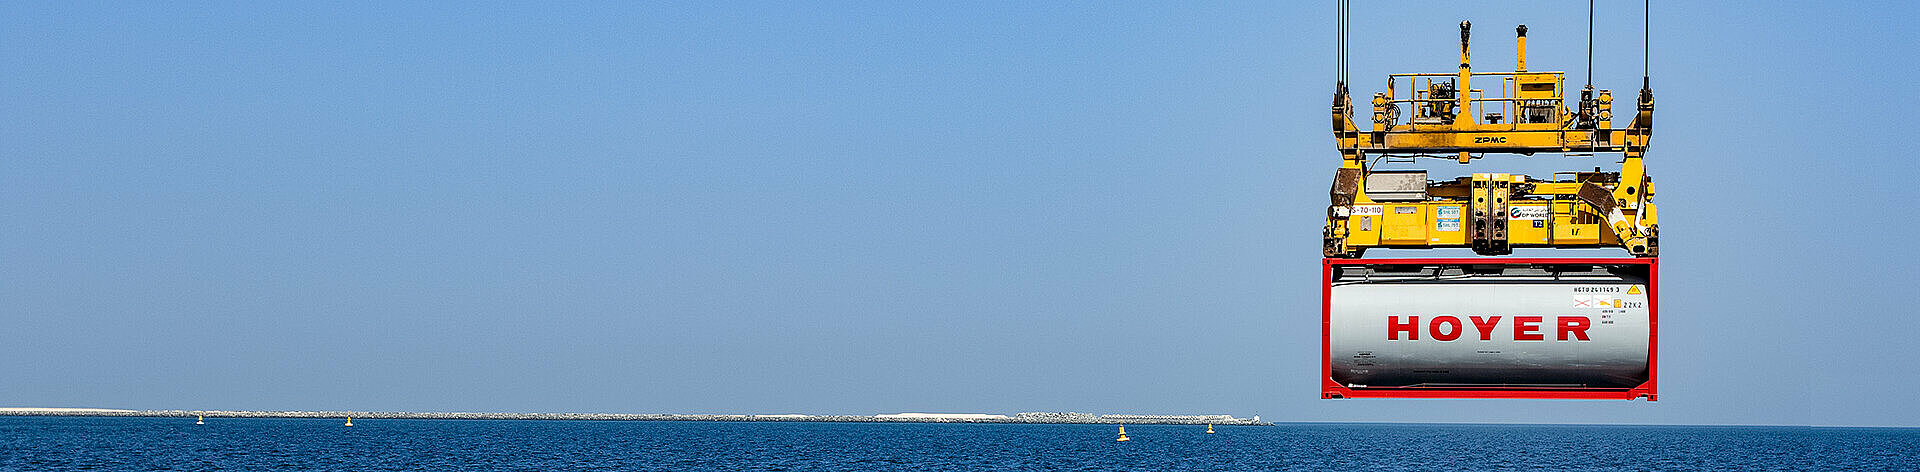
left=1388, top=315, right=1583, bottom=341
left=1429, top=316, right=1462, bottom=341
left=1557, top=316, right=1591, bottom=341
left=1513, top=316, right=1544, bottom=341
left=1388, top=316, right=1419, bottom=340
left=1470, top=316, right=1501, bottom=340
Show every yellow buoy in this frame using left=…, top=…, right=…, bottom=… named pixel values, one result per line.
left=344, top=416, right=354, bottom=427
left=195, top=415, right=204, bottom=425
left=1206, top=423, right=1215, bottom=434
left=1116, top=425, right=1130, bottom=442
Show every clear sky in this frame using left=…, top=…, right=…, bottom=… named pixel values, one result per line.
left=3, top=2, right=1915, bottom=427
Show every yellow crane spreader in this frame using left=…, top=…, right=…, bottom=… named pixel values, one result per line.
left=1324, top=22, right=1657, bottom=258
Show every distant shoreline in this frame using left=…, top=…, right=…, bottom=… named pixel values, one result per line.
left=0, top=408, right=1268, bottom=425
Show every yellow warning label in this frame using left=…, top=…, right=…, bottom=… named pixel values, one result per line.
left=1627, top=285, right=1643, bottom=295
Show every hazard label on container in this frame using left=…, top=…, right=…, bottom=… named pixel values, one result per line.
left=1508, top=205, right=1550, bottom=220
left=1627, top=285, right=1642, bottom=295
left=1353, top=205, right=1383, bottom=216
left=1571, top=294, right=1619, bottom=308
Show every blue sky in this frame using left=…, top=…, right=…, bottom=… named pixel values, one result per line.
left=3, top=2, right=1915, bottom=426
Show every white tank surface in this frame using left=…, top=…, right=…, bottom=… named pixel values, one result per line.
left=1328, top=262, right=1651, bottom=389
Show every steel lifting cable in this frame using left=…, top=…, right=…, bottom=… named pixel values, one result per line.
left=1587, top=0, right=1597, bottom=157
left=1343, top=0, right=1349, bottom=86
left=1335, top=0, right=1349, bottom=87
left=1587, top=0, right=1594, bottom=87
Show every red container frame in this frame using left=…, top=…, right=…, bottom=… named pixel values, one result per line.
left=1321, top=257, right=1658, bottom=401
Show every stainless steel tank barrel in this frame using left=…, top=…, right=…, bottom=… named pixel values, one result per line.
left=1322, top=258, right=1658, bottom=400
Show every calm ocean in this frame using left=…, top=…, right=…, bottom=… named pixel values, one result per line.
left=2, top=417, right=1914, bottom=471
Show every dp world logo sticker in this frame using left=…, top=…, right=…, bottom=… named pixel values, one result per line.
left=1507, top=206, right=1549, bottom=220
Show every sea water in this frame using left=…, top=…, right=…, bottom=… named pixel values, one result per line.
left=3, top=417, right=1915, bottom=471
